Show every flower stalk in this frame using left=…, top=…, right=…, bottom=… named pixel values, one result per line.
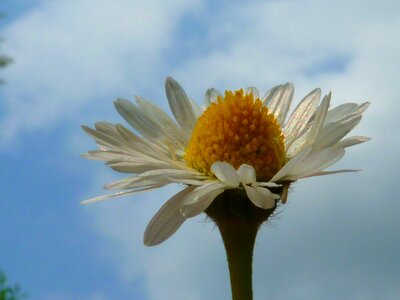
left=206, top=190, right=276, bottom=300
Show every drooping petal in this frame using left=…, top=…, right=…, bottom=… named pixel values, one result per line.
left=143, top=186, right=195, bottom=246
left=204, top=88, right=222, bottom=105
left=244, top=185, right=276, bottom=209
left=237, top=164, right=256, bottom=184
left=180, top=182, right=227, bottom=218
left=211, top=161, right=240, bottom=187
left=165, top=77, right=197, bottom=135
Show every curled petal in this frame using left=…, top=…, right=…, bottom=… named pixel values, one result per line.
left=211, top=161, right=240, bottom=187
left=180, top=182, right=226, bottom=218
left=244, top=185, right=277, bottom=209
left=237, top=164, right=256, bottom=184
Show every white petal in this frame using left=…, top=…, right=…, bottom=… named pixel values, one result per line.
left=326, top=102, right=369, bottom=124
left=204, top=88, right=222, bottom=105
left=283, top=88, right=321, bottom=147
left=170, top=178, right=213, bottom=186
left=83, top=124, right=168, bottom=160
left=135, top=95, right=187, bottom=145
left=211, top=161, right=240, bottom=187
left=104, top=176, right=159, bottom=190
left=165, top=77, right=197, bottom=134
left=356, top=102, right=370, bottom=114
left=244, top=185, right=276, bottom=209
left=84, top=149, right=169, bottom=166
left=138, top=168, right=208, bottom=182
left=81, top=183, right=165, bottom=205
left=114, top=98, right=167, bottom=140
left=262, top=84, right=283, bottom=104
left=189, top=98, right=202, bottom=117
left=245, top=87, right=260, bottom=99
left=81, top=150, right=124, bottom=161
left=288, top=147, right=345, bottom=179
left=81, top=125, right=130, bottom=152
left=143, top=186, right=195, bottom=246
left=237, top=164, right=256, bottom=184
left=285, top=128, right=310, bottom=158
left=93, top=122, right=156, bottom=154
left=336, top=136, right=371, bottom=148
left=94, top=121, right=119, bottom=135
left=181, top=182, right=226, bottom=218
left=325, top=103, right=358, bottom=124
left=252, top=181, right=281, bottom=188
left=263, top=83, right=294, bottom=124
left=271, top=147, right=312, bottom=182
left=104, top=153, right=170, bottom=165
left=114, top=124, right=171, bottom=160
left=305, top=92, right=331, bottom=147
left=106, top=160, right=175, bottom=174
left=301, top=169, right=360, bottom=178
left=314, top=115, right=362, bottom=150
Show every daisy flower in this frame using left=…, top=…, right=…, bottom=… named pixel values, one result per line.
left=81, top=77, right=370, bottom=246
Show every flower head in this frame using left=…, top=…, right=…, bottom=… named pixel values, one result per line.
left=82, top=77, right=370, bottom=246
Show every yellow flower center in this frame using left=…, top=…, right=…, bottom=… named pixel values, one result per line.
left=184, top=89, right=286, bottom=181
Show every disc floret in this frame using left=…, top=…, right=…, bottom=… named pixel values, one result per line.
left=185, top=90, right=286, bottom=181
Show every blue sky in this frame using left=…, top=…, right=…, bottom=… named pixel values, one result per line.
left=1, top=0, right=400, bottom=299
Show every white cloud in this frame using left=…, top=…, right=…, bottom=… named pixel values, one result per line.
left=173, top=0, right=400, bottom=116
left=0, top=0, right=201, bottom=146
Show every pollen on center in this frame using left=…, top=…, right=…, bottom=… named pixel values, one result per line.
left=184, top=89, right=286, bottom=181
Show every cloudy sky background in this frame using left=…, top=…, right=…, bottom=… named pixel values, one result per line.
left=1, top=0, right=399, bottom=299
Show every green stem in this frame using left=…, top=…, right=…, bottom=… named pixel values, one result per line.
left=216, top=219, right=258, bottom=300
left=205, top=189, right=277, bottom=300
